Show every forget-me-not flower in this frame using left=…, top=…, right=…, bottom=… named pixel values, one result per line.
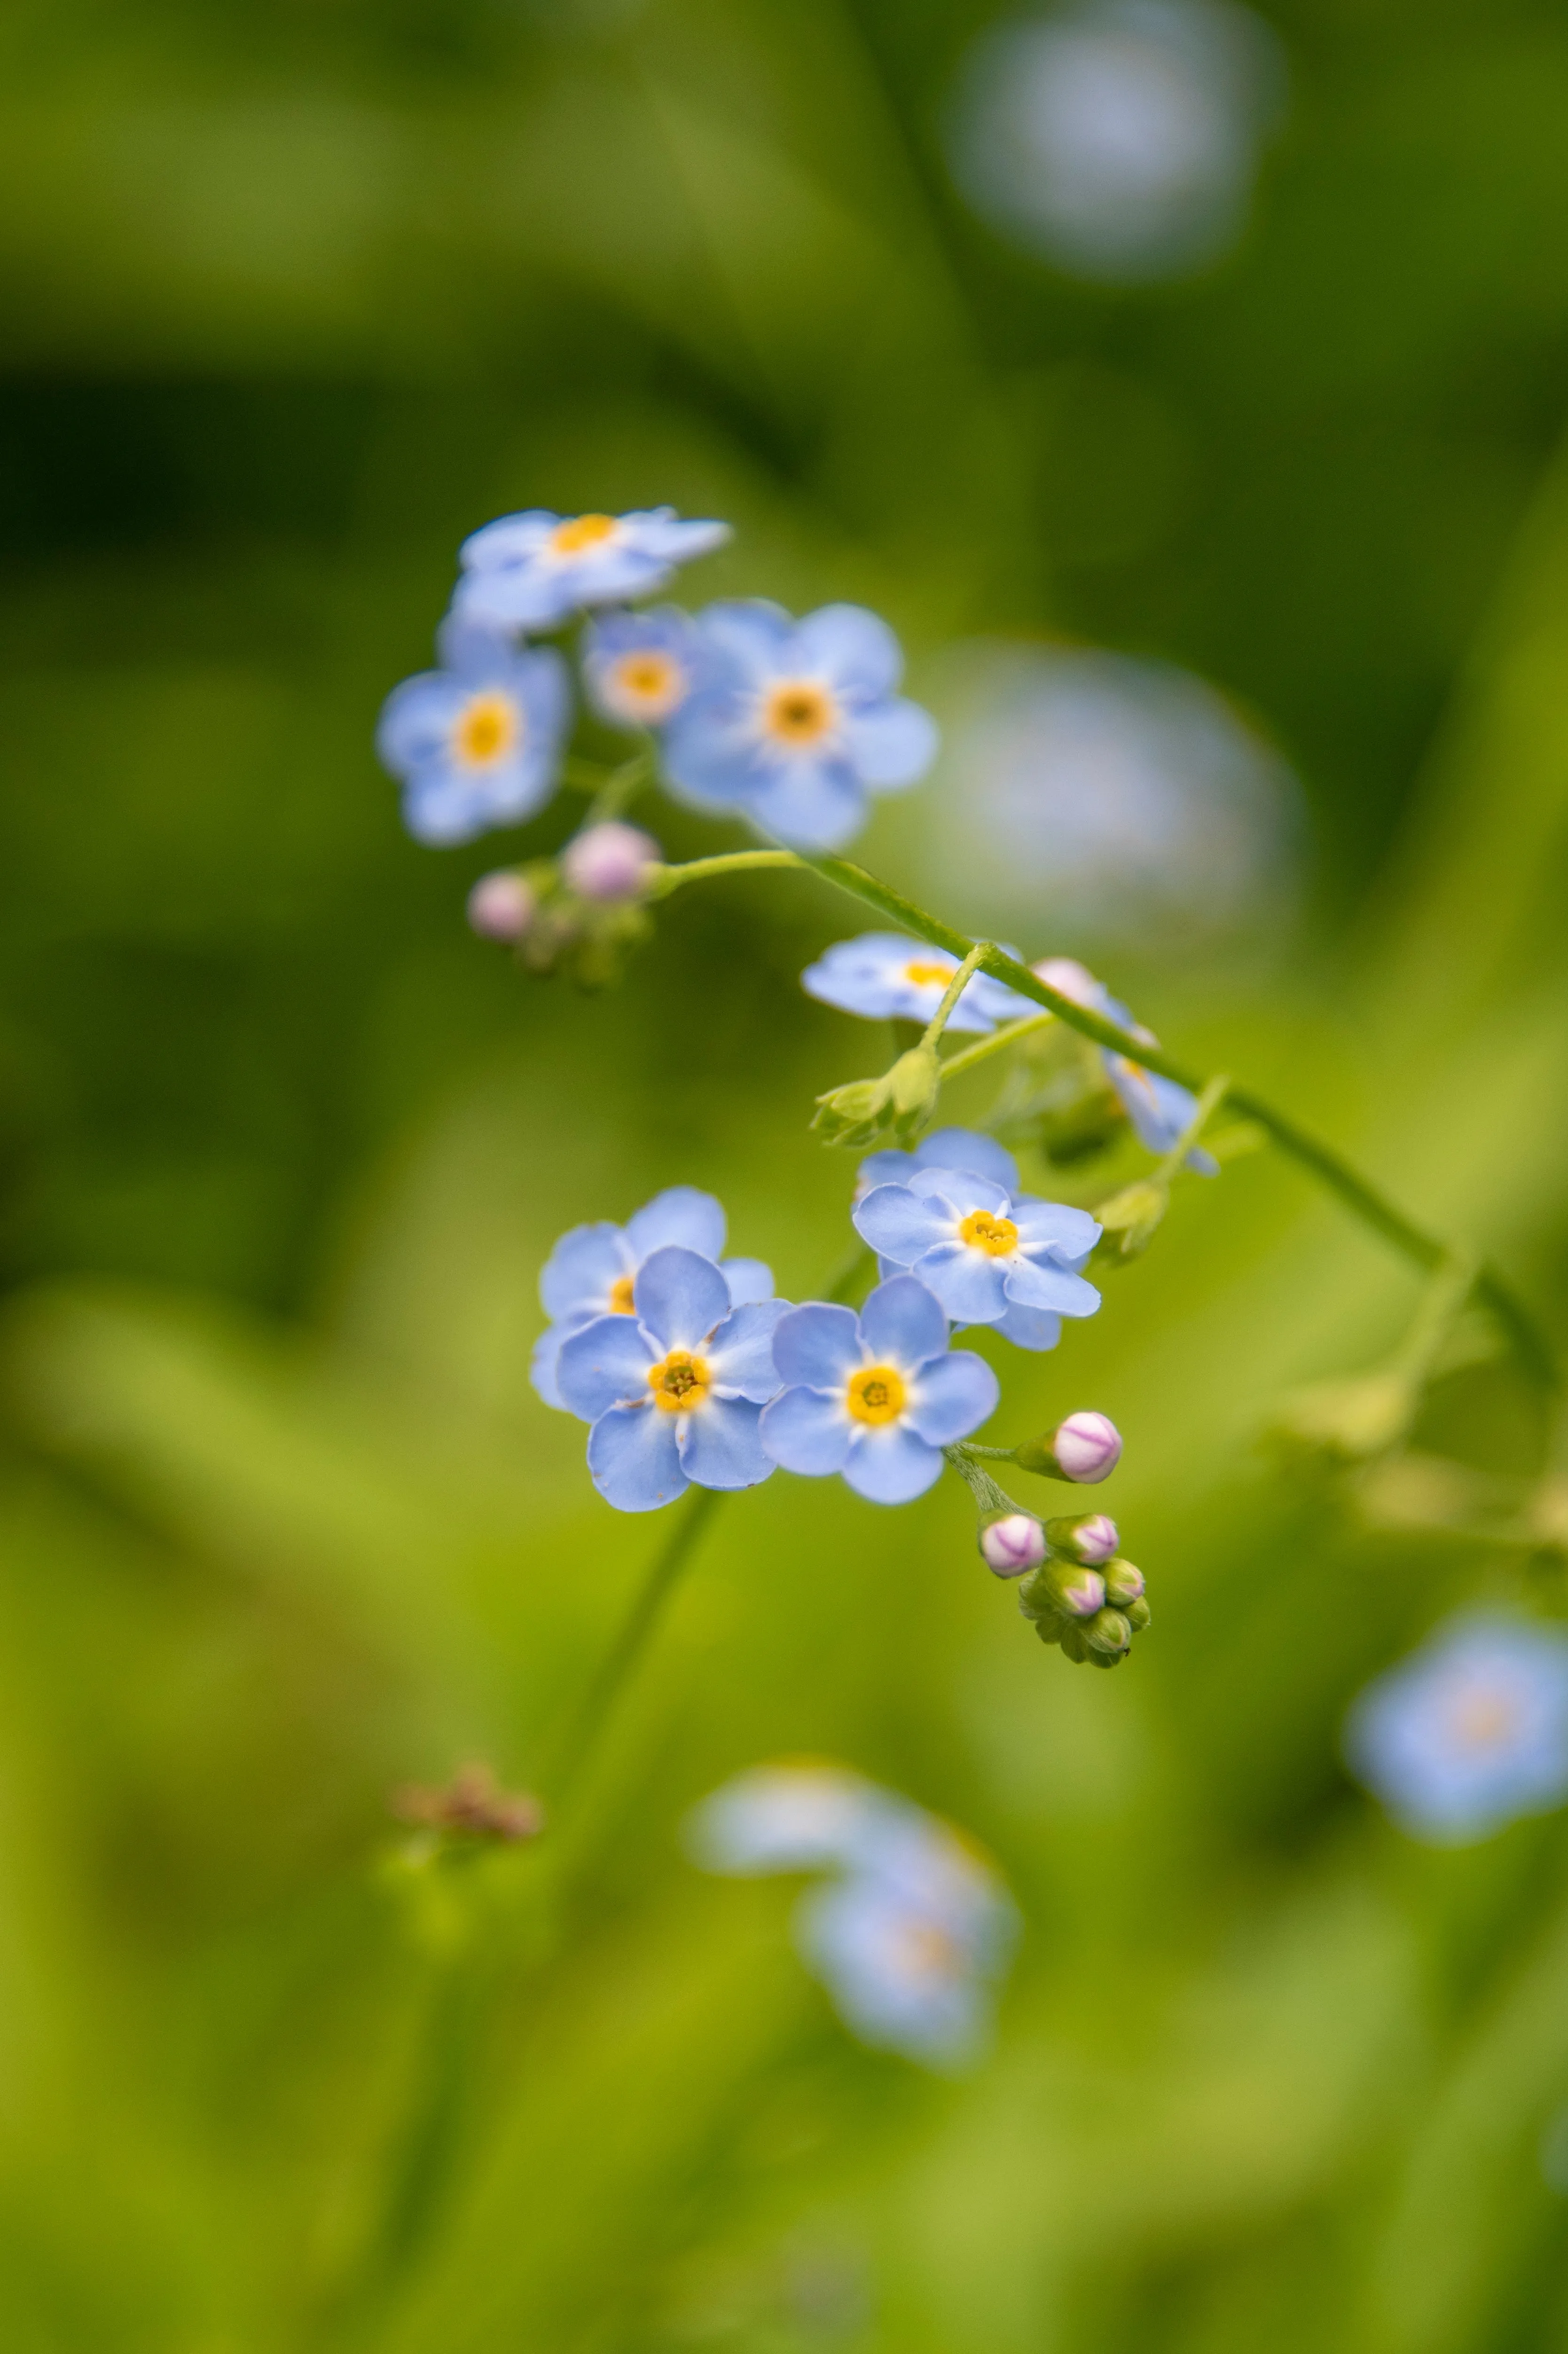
left=450, top=507, right=730, bottom=635
left=663, top=601, right=939, bottom=851
left=376, top=622, right=571, bottom=845
left=853, top=1135, right=1100, bottom=1352
left=760, top=1276, right=998, bottom=1504
left=802, top=934, right=1026, bottom=1035
left=690, top=1762, right=1016, bottom=2068
left=854, top=1124, right=1024, bottom=1204
left=532, top=1185, right=772, bottom=1411
left=581, top=606, right=704, bottom=731
left=1035, top=956, right=1218, bottom=1173
left=557, top=1247, right=789, bottom=1512
left=1345, top=1614, right=1568, bottom=1845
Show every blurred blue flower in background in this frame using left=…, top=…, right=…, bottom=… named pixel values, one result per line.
left=581, top=606, right=705, bottom=731
left=376, top=627, right=571, bottom=845
left=532, top=1185, right=772, bottom=1409
left=854, top=1159, right=1101, bottom=1351
left=690, top=1764, right=1016, bottom=2067
left=947, top=0, right=1285, bottom=281
left=664, top=601, right=938, bottom=850
left=761, top=1276, right=998, bottom=1504
left=1345, top=1615, right=1568, bottom=1844
left=557, top=1246, right=790, bottom=1512
left=928, top=646, right=1298, bottom=950
left=802, top=934, right=1024, bottom=1034
left=451, top=507, right=730, bottom=633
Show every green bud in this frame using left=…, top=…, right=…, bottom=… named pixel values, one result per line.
left=1032, top=1613, right=1063, bottom=1647
left=1044, top=1512, right=1119, bottom=1564
left=1058, top=1620, right=1090, bottom=1663
left=1094, top=1180, right=1168, bottom=1262
left=1084, top=1607, right=1132, bottom=1658
left=1124, top=1595, right=1152, bottom=1632
left=885, top=1043, right=941, bottom=1143
left=1100, top=1557, right=1145, bottom=1607
left=1088, top=1647, right=1128, bottom=1670
left=811, top=1078, right=886, bottom=1146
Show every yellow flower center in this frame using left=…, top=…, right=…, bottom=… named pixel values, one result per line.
left=903, top=959, right=956, bottom=988
left=959, top=1210, right=1018, bottom=1257
left=763, top=680, right=836, bottom=746
left=608, top=1274, right=637, bottom=1315
left=647, top=1349, right=711, bottom=1413
left=454, top=691, right=519, bottom=767
left=550, top=512, right=619, bottom=556
left=1449, top=1687, right=1518, bottom=1751
left=891, top=1917, right=962, bottom=1983
left=847, top=1364, right=906, bottom=1426
left=612, top=651, right=684, bottom=716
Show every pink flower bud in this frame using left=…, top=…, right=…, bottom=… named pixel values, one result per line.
left=467, top=870, right=535, bottom=942
left=1053, top=1412, right=1122, bottom=1483
left=1046, top=1512, right=1119, bottom=1564
left=1058, top=1566, right=1107, bottom=1618
left=561, top=822, right=660, bottom=903
left=980, top=1513, right=1046, bottom=1577
left=1031, top=956, right=1101, bottom=1007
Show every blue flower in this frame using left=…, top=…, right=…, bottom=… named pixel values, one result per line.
left=581, top=606, right=706, bottom=731
left=663, top=601, right=939, bottom=850
left=1035, top=956, right=1218, bottom=1174
left=760, top=1276, right=998, bottom=1504
left=556, top=1247, right=789, bottom=1513
left=853, top=1142, right=1100, bottom=1352
left=853, top=1124, right=1024, bottom=1202
left=532, top=1185, right=772, bottom=1411
left=451, top=508, right=729, bottom=634
left=688, top=1763, right=912, bottom=1877
left=802, top=934, right=1027, bottom=1035
left=376, top=619, right=571, bottom=846
left=1344, top=1614, right=1568, bottom=1844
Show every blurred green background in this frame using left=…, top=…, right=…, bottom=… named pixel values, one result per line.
left=4, top=0, right=1568, bottom=2346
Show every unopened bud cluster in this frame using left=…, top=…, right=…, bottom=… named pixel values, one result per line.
left=1018, top=1550, right=1150, bottom=1669
left=467, top=822, right=660, bottom=986
left=814, top=1043, right=941, bottom=1149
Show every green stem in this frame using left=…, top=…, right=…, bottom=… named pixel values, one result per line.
left=647, top=850, right=802, bottom=896
left=1152, top=1072, right=1231, bottom=1188
left=943, top=1444, right=1034, bottom=1521
left=584, top=748, right=653, bottom=827
left=646, top=845, right=1555, bottom=1387
left=936, top=1011, right=1056, bottom=1084
left=920, top=943, right=989, bottom=1049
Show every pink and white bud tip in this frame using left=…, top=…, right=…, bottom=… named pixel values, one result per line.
left=980, top=1514, right=1047, bottom=1578
left=1047, top=1512, right=1119, bottom=1564
left=467, top=870, right=535, bottom=942
left=562, top=822, right=661, bottom=903
left=1053, top=1412, right=1122, bottom=1483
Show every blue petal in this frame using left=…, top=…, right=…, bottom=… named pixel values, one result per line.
left=913, top=1129, right=1020, bottom=1195
left=633, top=1247, right=732, bottom=1352
left=906, top=1168, right=1012, bottom=1218
left=843, top=1424, right=944, bottom=1504
left=706, top=1300, right=792, bottom=1401
left=376, top=672, right=464, bottom=774
left=858, top=1275, right=950, bottom=1368
left=661, top=695, right=765, bottom=811
left=624, top=1185, right=727, bottom=1263
left=853, top=1184, right=955, bottom=1267
left=905, top=1350, right=999, bottom=1446
left=556, top=1316, right=657, bottom=1423
left=696, top=598, right=794, bottom=671
left=530, top=1323, right=567, bottom=1410
left=678, top=1394, right=775, bottom=1490
left=909, top=1243, right=1009, bottom=1326
left=539, top=1222, right=628, bottom=1320
left=844, top=698, right=938, bottom=787
left=760, top=1386, right=853, bottom=1476
left=587, top=1402, right=688, bottom=1512
left=1013, top=1201, right=1102, bottom=1267
left=792, top=604, right=903, bottom=698
left=856, top=1147, right=917, bottom=1194
left=992, top=1297, right=1063, bottom=1352
left=772, top=1303, right=863, bottom=1390
left=720, top=1256, right=774, bottom=1307
left=1002, top=1260, right=1101, bottom=1319
left=745, top=758, right=869, bottom=852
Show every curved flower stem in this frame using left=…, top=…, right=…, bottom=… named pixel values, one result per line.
left=582, top=747, right=653, bottom=828
left=647, top=850, right=804, bottom=893
left=920, top=943, right=989, bottom=1049
left=544, top=1485, right=725, bottom=1819
left=1151, top=1073, right=1231, bottom=1187
left=645, top=844, right=1556, bottom=1387
left=936, top=1011, right=1057, bottom=1083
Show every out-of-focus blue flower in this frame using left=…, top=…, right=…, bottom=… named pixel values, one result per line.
left=556, top=1247, right=790, bottom=1513
left=1344, top=1615, right=1568, bottom=1845
left=664, top=601, right=938, bottom=851
left=1035, top=955, right=1218, bottom=1174
left=760, top=1276, right=997, bottom=1504
left=532, top=1186, right=772, bottom=1411
left=947, top=0, right=1286, bottom=282
left=581, top=606, right=705, bottom=731
left=451, top=508, right=729, bottom=634
left=690, top=1761, right=1016, bottom=2068
left=802, top=934, right=1026, bottom=1035
left=854, top=1153, right=1100, bottom=1353
left=376, top=625, right=571, bottom=845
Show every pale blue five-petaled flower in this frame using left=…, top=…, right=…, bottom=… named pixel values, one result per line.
left=802, top=933, right=1027, bottom=1034
left=376, top=616, right=571, bottom=846
left=580, top=605, right=707, bottom=732
left=450, top=507, right=730, bottom=634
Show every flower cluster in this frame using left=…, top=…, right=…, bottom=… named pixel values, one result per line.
left=1345, top=1614, right=1568, bottom=1844
left=376, top=510, right=938, bottom=856
left=689, top=1764, right=1016, bottom=2066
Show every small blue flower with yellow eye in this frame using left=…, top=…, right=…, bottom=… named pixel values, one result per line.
left=376, top=618, right=571, bottom=845
left=556, top=1248, right=791, bottom=1514
left=664, top=601, right=939, bottom=851
left=802, top=934, right=1027, bottom=1034
left=451, top=508, right=730, bottom=634
left=581, top=607, right=705, bottom=732
left=760, top=1276, right=997, bottom=1504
